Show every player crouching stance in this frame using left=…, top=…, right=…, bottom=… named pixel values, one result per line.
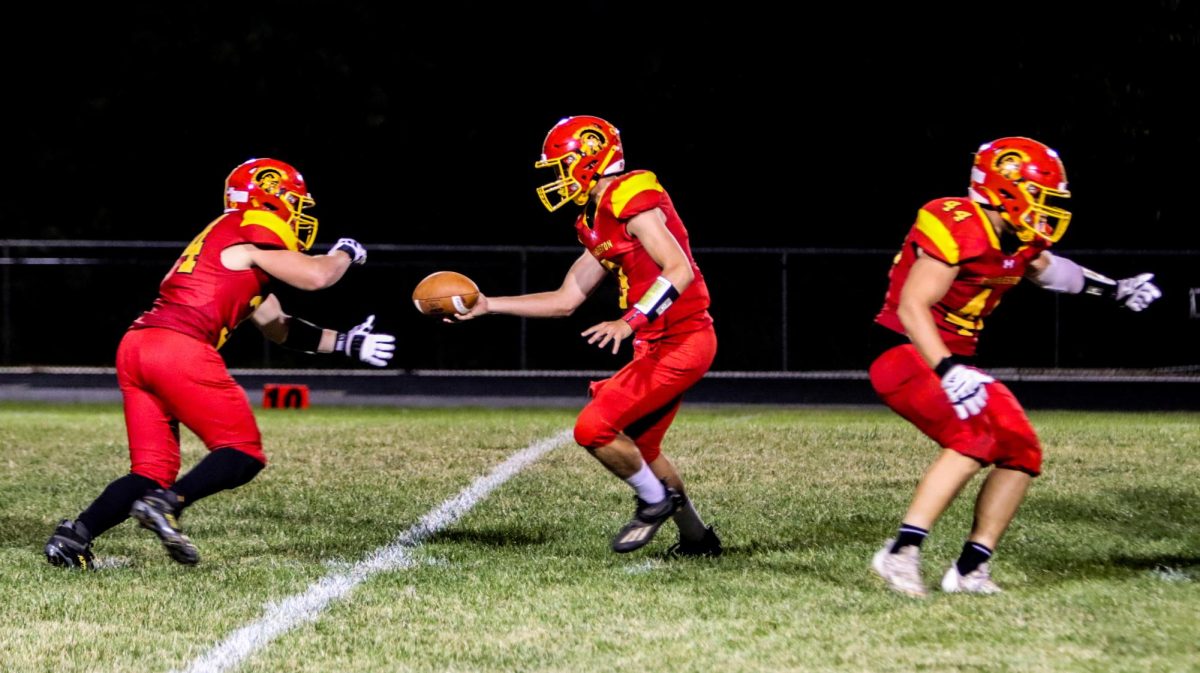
left=868, top=138, right=1160, bottom=596
left=45, top=158, right=395, bottom=569
left=454, top=115, right=721, bottom=557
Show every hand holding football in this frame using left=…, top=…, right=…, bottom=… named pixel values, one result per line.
left=412, top=271, right=480, bottom=316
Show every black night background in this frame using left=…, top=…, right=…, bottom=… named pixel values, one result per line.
left=3, top=1, right=1198, bottom=373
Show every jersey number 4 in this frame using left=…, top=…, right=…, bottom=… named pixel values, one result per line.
left=944, top=288, right=993, bottom=336
left=177, top=222, right=218, bottom=274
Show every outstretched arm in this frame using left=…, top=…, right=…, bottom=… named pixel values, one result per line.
left=453, top=251, right=607, bottom=320
left=1026, top=251, right=1161, bottom=311
left=251, top=294, right=395, bottom=367
left=221, top=238, right=367, bottom=291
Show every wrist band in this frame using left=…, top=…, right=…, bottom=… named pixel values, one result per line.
left=284, top=318, right=326, bottom=354
left=1080, top=267, right=1118, bottom=298
left=632, top=275, right=680, bottom=320
left=934, top=355, right=964, bottom=378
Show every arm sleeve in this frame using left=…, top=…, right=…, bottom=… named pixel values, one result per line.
left=1028, top=252, right=1086, bottom=294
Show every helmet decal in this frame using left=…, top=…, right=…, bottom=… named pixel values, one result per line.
left=993, top=150, right=1029, bottom=182
left=578, top=129, right=607, bottom=156
left=253, top=168, right=284, bottom=194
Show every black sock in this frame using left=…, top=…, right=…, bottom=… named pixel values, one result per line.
left=77, top=473, right=161, bottom=538
left=890, top=523, right=929, bottom=552
left=956, top=541, right=993, bottom=575
left=171, top=448, right=264, bottom=510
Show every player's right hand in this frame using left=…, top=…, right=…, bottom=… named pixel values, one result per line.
left=338, top=315, right=396, bottom=366
left=329, top=238, right=367, bottom=265
left=939, top=364, right=994, bottom=420
left=445, top=294, right=490, bottom=323
left=1114, top=273, right=1161, bottom=312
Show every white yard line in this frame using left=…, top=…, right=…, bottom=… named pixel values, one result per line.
left=172, top=429, right=573, bottom=673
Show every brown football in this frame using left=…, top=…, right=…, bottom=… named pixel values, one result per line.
left=412, top=271, right=480, bottom=316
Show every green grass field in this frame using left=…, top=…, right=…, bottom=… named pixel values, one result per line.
left=1, top=402, right=1197, bottom=673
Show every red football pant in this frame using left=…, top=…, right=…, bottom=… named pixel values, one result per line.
left=869, top=344, right=1042, bottom=476
left=574, top=326, right=717, bottom=463
left=116, top=327, right=265, bottom=487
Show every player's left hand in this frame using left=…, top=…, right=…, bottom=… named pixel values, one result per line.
left=338, top=315, right=396, bottom=367
left=1114, top=273, right=1162, bottom=311
left=582, top=319, right=633, bottom=354
left=329, top=238, right=368, bottom=265
left=939, top=363, right=994, bottom=421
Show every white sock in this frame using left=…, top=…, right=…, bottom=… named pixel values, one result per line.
left=624, top=464, right=666, bottom=503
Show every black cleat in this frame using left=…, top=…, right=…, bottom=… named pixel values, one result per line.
left=45, top=519, right=95, bottom=570
left=611, top=487, right=681, bottom=553
left=665, top=525, right=723, bottom=559
left=130, top=489, right=199, bottom=565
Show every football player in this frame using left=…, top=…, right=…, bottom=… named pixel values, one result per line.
left=869, top=137, right=1161, bottom=596
left=45, top=158, right=396, bottom=569
left=454, top=115, right=722, bottom=557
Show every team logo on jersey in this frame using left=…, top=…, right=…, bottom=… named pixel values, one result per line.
left=993, top=150, right=1030, bottom=181
left=577, top=128, right=607, bottom=156
left=1003, top=259, right=1016, bottom=269
left=253, top=168, right=285, bottom=195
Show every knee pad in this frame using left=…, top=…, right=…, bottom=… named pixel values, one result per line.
left=574, top=406, right=618, bottom=449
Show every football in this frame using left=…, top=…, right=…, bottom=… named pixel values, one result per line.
left=412, top=271, right=480, bottom=316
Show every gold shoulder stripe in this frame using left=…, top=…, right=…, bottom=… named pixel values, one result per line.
left=610, top=172, right=663, bottom=218
left=915, top=209, right=960, bottom=265
left=241, top=210, right=299, bottom=251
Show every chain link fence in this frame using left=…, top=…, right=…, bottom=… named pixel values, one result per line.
left=2, top=240, right=1198, bottom=375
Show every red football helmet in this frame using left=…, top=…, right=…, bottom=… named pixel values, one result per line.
left=969, top=137, right=1071, bottom=244
left=534, top=115, right=625, bottom=211
left=224, top=158, right=318, bottom=250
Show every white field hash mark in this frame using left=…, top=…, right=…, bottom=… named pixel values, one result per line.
left=172, top=429, right=573, bottom=673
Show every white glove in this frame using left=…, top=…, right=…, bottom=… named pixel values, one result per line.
left=335, top=315, right=395, bottom=367
left=329, top=238, right=367, bottom=265
left=939, top=363, right=994, bottom=421
left=1114, top=273, right=1162, bottom=312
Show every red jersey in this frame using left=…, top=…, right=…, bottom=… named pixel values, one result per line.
left=132, top=210, right=300, bottom=348
left=574, top=171, right=713, bottom=340
left=875, top=198, right=1046, bottom=356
